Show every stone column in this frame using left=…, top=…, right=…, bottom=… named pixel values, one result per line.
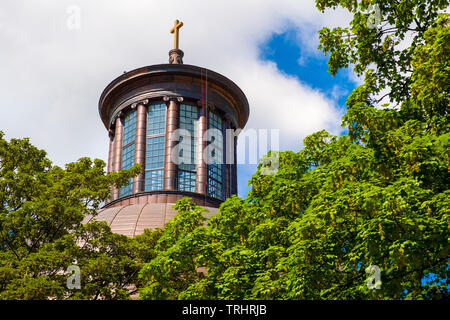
left=163, top=96, right=182, bottom=190
left=105, top=129, right=115, bottom=205
left=223, top=119, right=231, bottom=199
left=133, top=100, right=148, bottom=194
left=232, top=135, right=238, bottom=196
left=107, top=129, right=114, bottom=174
left=196, top=102, right=207, bottom=195
left=112, top=112, right=124, bottom=200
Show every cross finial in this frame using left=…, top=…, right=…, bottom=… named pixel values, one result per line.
left=170, top=19, right=183, bottom=50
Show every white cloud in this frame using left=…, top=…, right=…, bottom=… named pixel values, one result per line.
left=0, top=0, right=352, bottom=173
left=231, top=59, right=344, bottom=152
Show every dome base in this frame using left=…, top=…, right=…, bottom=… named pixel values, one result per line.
left=83, top=202, right=219, bottom=237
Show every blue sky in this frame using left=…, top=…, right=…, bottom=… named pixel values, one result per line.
left=237, top=27, right=357, bottom=198
left=260, top=29, right=355, bottom=109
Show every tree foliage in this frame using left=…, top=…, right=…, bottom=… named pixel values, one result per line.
left=137, top=1, right=449, bottom=300
left=0, top=133, right=155, bottom=299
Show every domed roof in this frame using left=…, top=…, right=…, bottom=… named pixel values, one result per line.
left=83, top=203, right=219, bottom=237
left=98, top=63, right=250, bottom=131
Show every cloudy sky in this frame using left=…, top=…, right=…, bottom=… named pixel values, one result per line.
left=0, top=0, right=359, bottom=197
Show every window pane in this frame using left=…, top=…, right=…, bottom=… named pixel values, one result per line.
left=207, top=163, right=223, bottom=200
left=123, top=110, right=137, bottom=146
left=144, top=169, right=164, bottom=191
left=120, top=143, right=135, bottom=196
left=146, top=136, right=165, bottom=170
left=178, top=170, right=196, bottom=192
left=143, top=103, right=166, bottom=192
left=179, top=104, right=199, bottom=172
left=147, top=104, right=166, bottom=136
left=207, top=111, right=223, bottom=199
left=208, top=176, right=222, bottom=200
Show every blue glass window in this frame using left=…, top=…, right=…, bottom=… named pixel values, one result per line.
left=146, top=136, right=165, bottom=169
left=178, top=170, right=196, bottom=192
left=208, top=172, right=222, bottom=199
left=207, top=111, right=223, bottom=199
left=144, top=169, right=164, bottom=191
left=147, top=104, right=166, bottom=135
left=144, top=103, right=166, bottom=191
left=178, top=104, right=199, bottom=191
left=179, top=104, right=199, bottom=171
left=120, top=110, right=137, bottom=196
left=208, top=111, right=222, bottom=134
left=123, top=111, right=137, bottom=146
left=120, top=143, right=135, bottom=196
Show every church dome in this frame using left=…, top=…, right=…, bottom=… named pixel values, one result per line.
left=90, top=20, right=248, bottom=235
left=83, top=203, right=219, bottom=237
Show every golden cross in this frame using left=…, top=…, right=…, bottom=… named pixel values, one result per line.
left=170, top=19, right=184, bottom=50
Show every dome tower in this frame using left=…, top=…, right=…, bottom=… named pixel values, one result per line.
left=85, top=20, right=250, bottom=236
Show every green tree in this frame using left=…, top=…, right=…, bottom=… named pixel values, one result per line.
left=137, top=1, right=449, bottom=299
left=138, top=198, right=209, bottom=299
left=0, top=132, right=155, bottom=299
